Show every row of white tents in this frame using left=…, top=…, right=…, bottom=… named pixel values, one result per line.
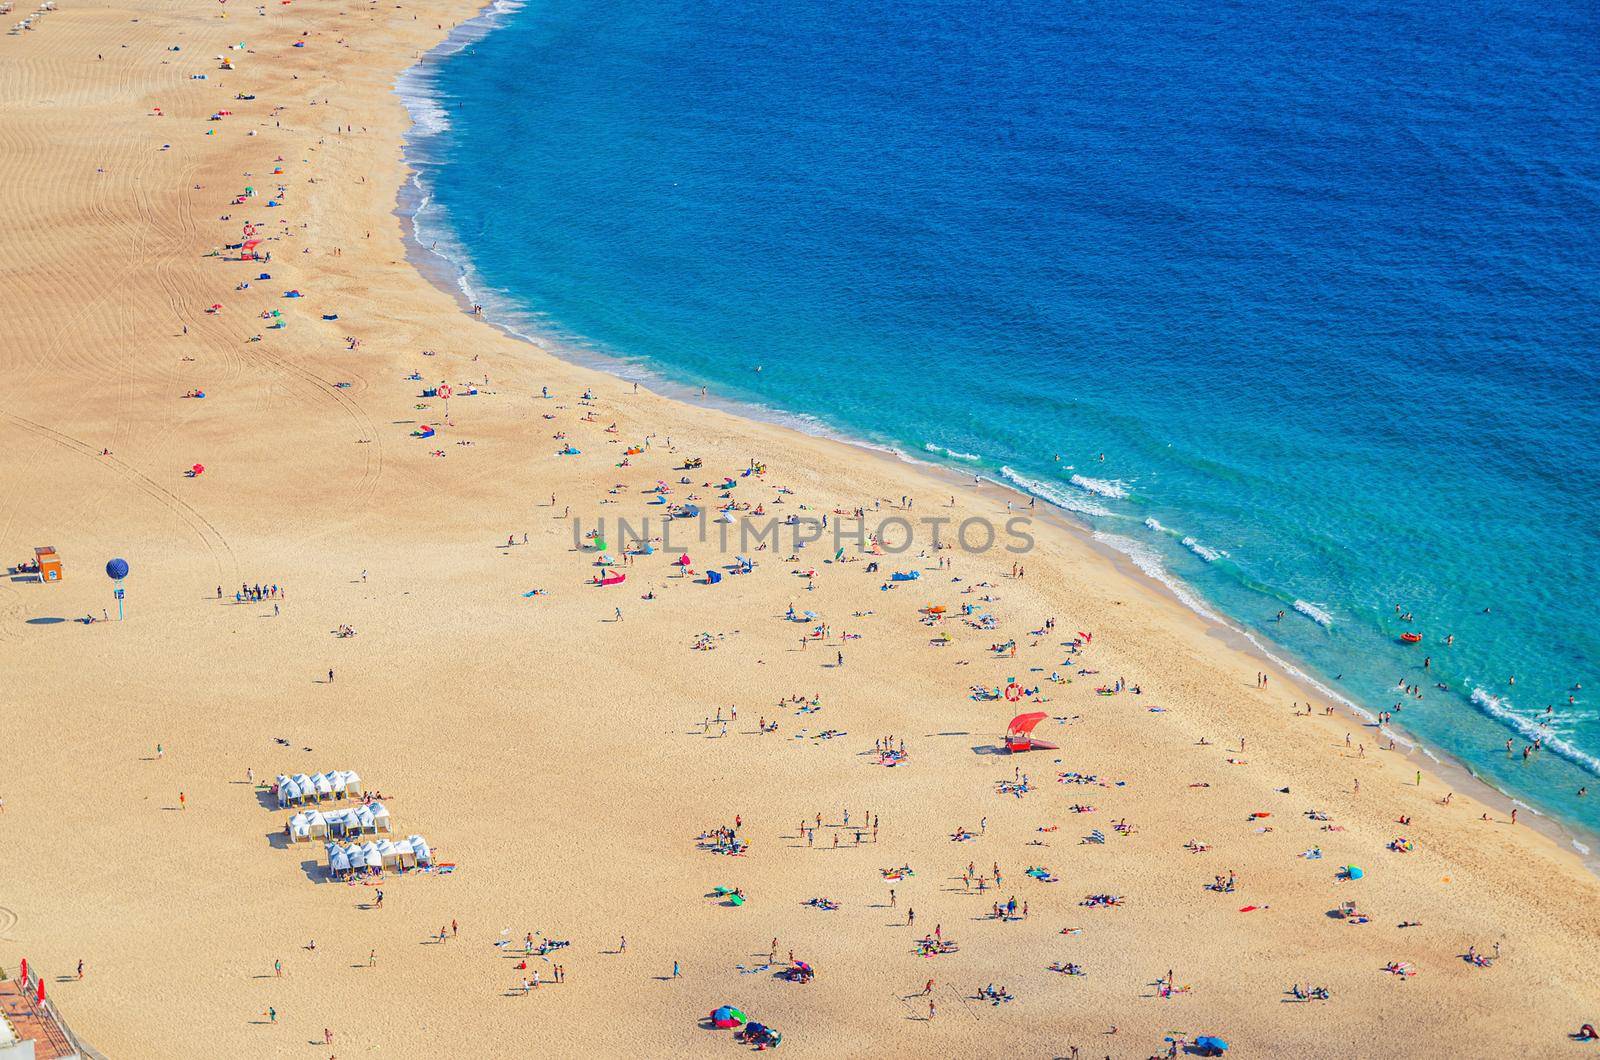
left=275, top=771, right=362, bottom=807
left=326, top=835, right=433, bottom=876
left=287, top=802, right=391, bottom=842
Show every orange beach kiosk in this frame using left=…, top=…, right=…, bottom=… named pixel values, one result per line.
left=34, top=546, right=62, bottom=582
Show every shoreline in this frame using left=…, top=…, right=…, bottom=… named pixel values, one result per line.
left=393, top=3, right=1600, bottom=875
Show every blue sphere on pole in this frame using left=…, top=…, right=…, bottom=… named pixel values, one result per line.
left=106, top=557, right=129, bottom=581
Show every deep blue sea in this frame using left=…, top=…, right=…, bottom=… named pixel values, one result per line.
left=401, top=0, right=1600, bottom=840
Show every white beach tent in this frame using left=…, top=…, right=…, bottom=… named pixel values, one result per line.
left=408, top=834, right=432, bottom=865
left=326, top=844, right=351, bottom=875
left=277, top=769, right=366, bottom=807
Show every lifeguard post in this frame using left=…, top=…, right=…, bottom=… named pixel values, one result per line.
left=34, top=546, right=62, bottom=582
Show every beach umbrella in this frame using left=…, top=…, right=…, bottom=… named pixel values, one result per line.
left=191, top=463, right=205, bottom=475
left=1194, top=1036, right=1229, bottom=1055
left=710, top=1006, right=746, bottom=1029
left=36, top=977, right=45, bottom=1003
left=1347, top=865, right=1364, bottom=880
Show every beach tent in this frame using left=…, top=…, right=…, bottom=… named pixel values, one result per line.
left=276, top=777, right=303, bottom=807
left=408, top=835, right=432, bottom=865
left=1194, top=1037, right=1229, bottom=1056
left=710, top=1006, right=746, bottom=1029
left=369, top=802, right=391, bottom=833
left=1005, top=711, right=1057, bottom=753
left=289, top=810, right=327, bottom=841
left=326, top=844, right=351, bottom=875
left=706, top=570, right=722, bottom=585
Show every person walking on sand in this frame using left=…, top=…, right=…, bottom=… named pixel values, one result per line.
left=619, top=935, right=626, bottom=953
left=77, top=960, right=83, bottom=979
left=324, top=1029, right=333, bottom=1046
left=928, top=998, right=936, bottom=1020
left=328, top=669, right=334, bottom=683
left=274, top=958, right=281, bottom=977
left=267, top=1007, right=276, bottom=1024
left=179, top=791, right=186, bottom=811
left=673, top=960, right=680, bottom=978
left=368, top=949, right=376, bottom=966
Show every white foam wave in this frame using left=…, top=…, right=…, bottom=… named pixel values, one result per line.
left=395, top=0, right=529, bottom=139
left=1181, top=535, right=1226, bottom=563
left=1069, top=473, right=1129, bottom=500
left=1143, top=517, right=1168, bottom=533
left=1471, top=688, right=1600, bottom=778
left=1092, top=533, right=1222, bottom=622
left=923, top=443, right=980, bottom=462
left=396, top=66, right=451, bottom=137
left=1293, top=599, right=1334, bottom=628
left=1000, top=467, right=1111, bottom=518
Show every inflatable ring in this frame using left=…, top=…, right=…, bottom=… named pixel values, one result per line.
left=1005, top=683, right=1022, bottom=702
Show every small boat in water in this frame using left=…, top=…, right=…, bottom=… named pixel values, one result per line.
left=1399, top=632, right=1422, bottom=644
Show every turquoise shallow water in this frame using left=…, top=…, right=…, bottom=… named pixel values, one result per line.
left=401, top=0, right=1600, bottom=838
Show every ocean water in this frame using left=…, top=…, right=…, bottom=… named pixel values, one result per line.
left=403, top=0, right=1600, bottom=834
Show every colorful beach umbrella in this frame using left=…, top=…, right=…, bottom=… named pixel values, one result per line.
left=710, top=1005, right=746, bottom=1028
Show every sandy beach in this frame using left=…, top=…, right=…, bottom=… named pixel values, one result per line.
left=2, top=1, right=1598, bottom=1056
